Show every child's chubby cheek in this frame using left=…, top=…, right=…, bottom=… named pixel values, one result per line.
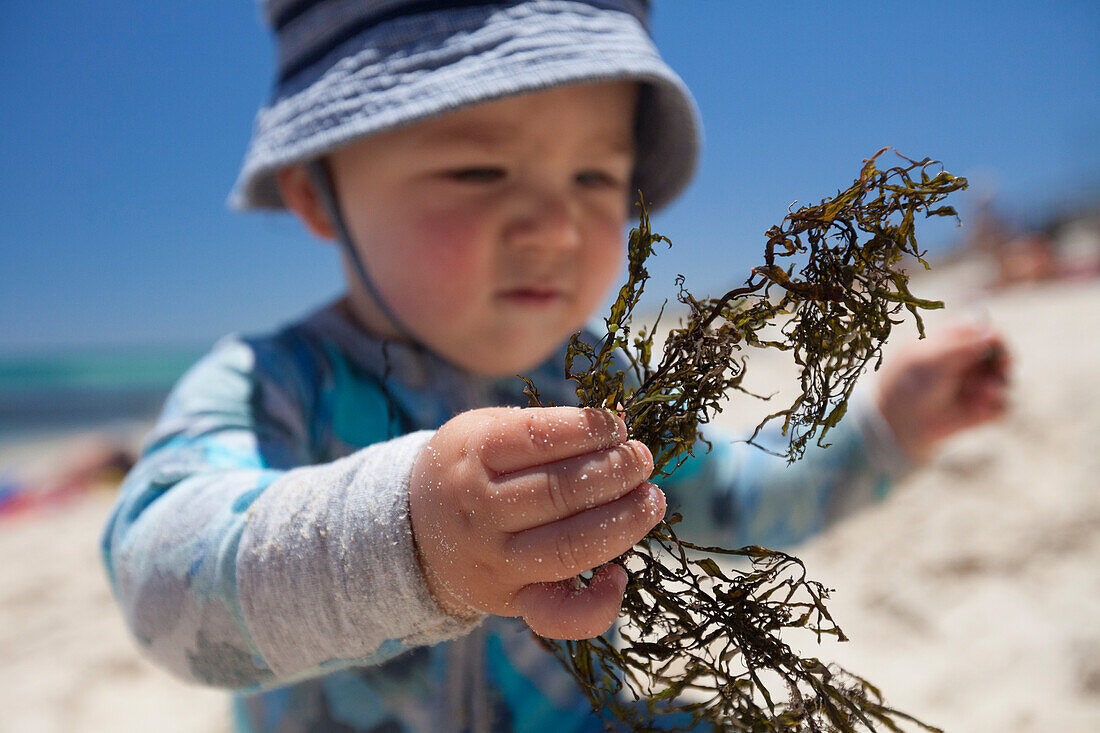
left=407, top=210, right=491, bottom=277
left=387, top=212, right=497, bottom=316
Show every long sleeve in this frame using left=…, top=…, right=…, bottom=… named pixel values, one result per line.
left=100, top=335, right=480, bottom=691
left=662, top=390, right=914, bottom=550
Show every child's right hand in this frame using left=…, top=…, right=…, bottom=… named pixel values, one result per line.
left=409, top=406, right=664, bottom=640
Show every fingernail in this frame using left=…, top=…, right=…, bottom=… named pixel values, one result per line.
left=615, top=416, right=629, bottom=443
left=599, top=408, right=628, bottom=442
left=627, top=440, right=653, bottom=463
left=645, top=482, right=665, bottom=511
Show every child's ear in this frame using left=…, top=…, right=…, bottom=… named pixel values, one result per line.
left=276, top=165, right=337, bottom=241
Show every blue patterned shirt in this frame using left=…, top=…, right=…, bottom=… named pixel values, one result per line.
left=101, top=302, right=908, bottom=732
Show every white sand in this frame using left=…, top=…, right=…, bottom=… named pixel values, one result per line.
left=0, top=274, right=1097, bottom=732
left=0, top=491, right=230, bottom=733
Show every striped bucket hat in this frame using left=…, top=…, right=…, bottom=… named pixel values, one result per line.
left=231, top=0, right=701, bottom=212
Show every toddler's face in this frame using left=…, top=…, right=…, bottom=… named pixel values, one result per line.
left=326, top=81, right=637, bottom=376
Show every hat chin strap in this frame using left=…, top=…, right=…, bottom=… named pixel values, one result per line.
left=306, top=160, right=421, bottom=346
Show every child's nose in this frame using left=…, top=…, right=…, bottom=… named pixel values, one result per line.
left=504, top=191, right=583, bottom=252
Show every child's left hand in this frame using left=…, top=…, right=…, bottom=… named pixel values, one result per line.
left=874, top=321, right=1011, bottom=463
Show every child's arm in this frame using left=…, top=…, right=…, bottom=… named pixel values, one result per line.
left=101, top=337, right=472, bottom=690
left=663, top=323, right=1010, bottom=549
left=662, top=393, right=906, bottom=549
left=102, top=337, right=661, bottom=689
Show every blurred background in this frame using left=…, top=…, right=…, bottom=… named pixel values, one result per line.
left=1, top=2, right=1098, bottom=731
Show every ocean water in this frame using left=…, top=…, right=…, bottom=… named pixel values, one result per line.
left=0, top=347, right=204, bottom=441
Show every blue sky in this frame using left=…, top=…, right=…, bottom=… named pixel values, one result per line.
left=2, top=1, right=1098, bottom=353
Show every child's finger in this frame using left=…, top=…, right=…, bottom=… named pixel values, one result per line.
left=514, top=563, right=628, bottom=640
left=487, top=440, right=654, bottom=532
left=503, top=482, right=664, bottom=582
left=477, top=407, right=627, bottom=474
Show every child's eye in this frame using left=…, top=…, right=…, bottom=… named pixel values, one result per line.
left=575, top=170, right=623, bottom=189
left=445, top=167, right=506, bottom=183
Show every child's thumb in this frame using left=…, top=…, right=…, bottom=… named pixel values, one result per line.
left=514, top=564, right=628, bottom=640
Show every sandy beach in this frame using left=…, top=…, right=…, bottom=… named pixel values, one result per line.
left=1, top=270, right=1098, bottom=732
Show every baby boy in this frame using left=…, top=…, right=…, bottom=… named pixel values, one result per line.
left=102, top=2, right=1008, bottom=731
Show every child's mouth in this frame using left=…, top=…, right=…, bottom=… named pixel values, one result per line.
left=498, top=288, right=564, bottom=306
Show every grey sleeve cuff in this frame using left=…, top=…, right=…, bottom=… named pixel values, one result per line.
left=237, top=430, right=484, bottom=678
left=849, top=387, right=916, bottom=482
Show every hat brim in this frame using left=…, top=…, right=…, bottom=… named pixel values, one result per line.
left=231, top=1, right=701, bottom=212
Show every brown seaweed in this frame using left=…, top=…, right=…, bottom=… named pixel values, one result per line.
left=520, top=149, right=965, bottom=731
